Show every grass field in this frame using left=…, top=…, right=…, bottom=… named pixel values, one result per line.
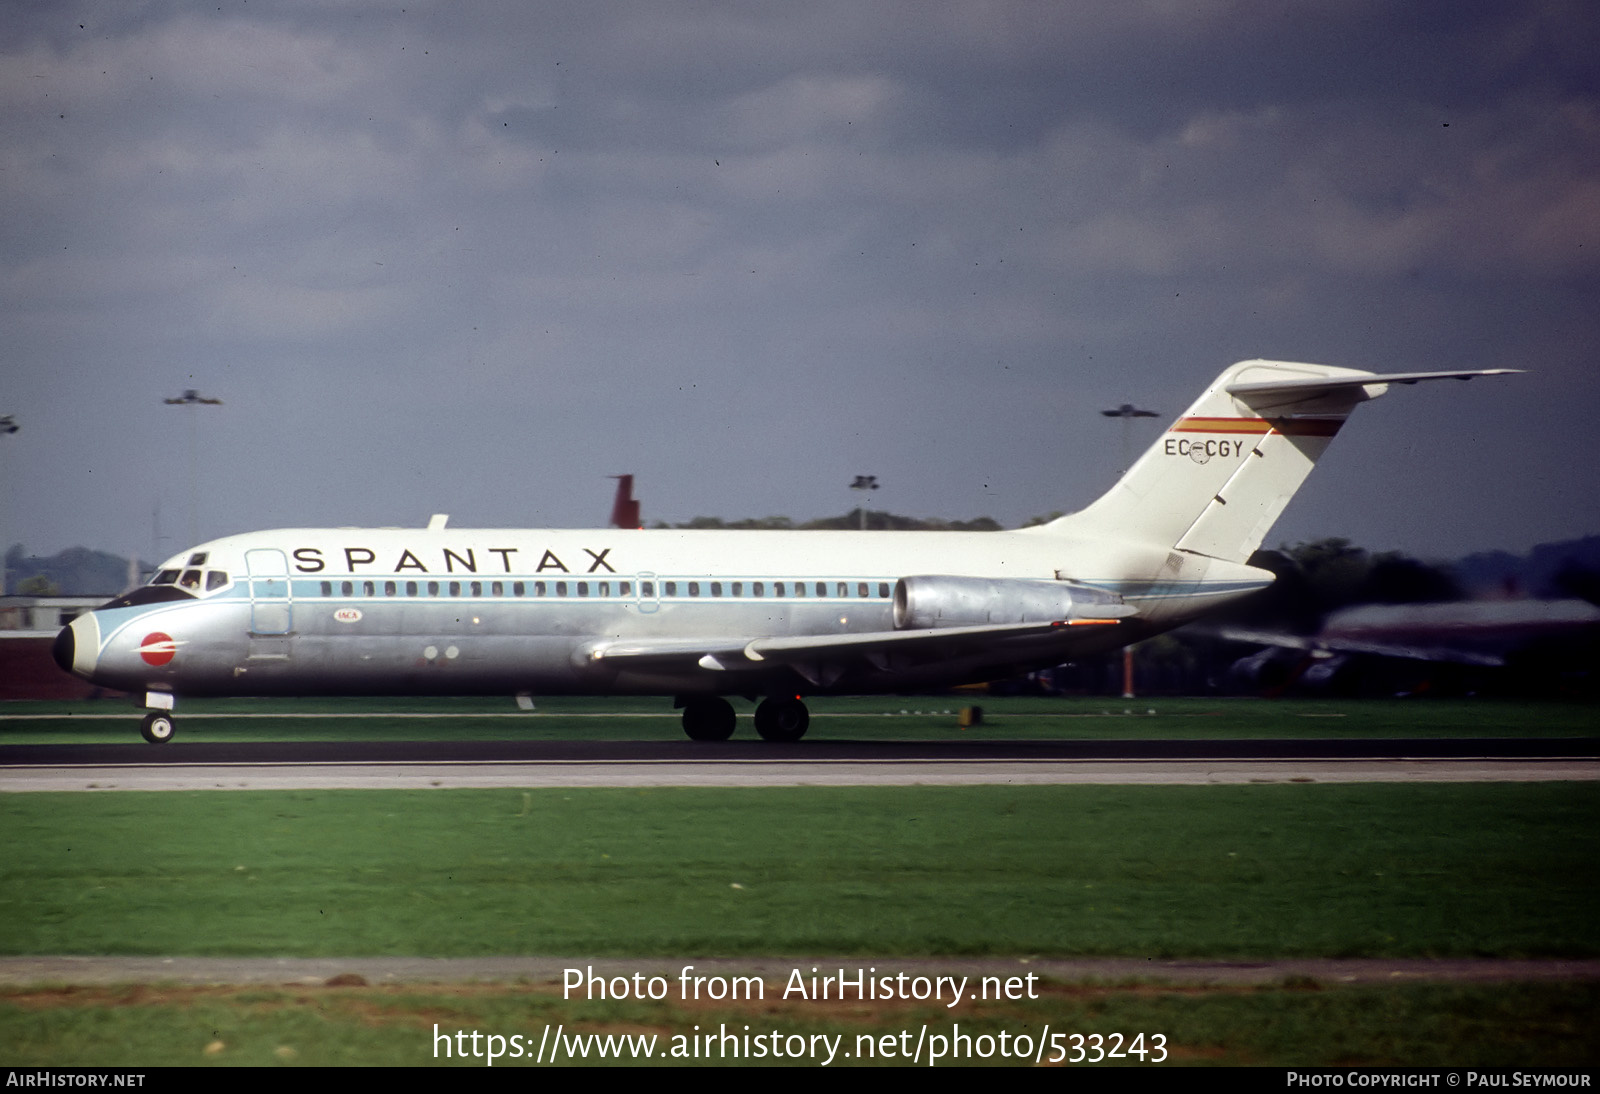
left=2, top=784, right=1594, bottom=958
left=2, top=697, right=1595, bottom=1067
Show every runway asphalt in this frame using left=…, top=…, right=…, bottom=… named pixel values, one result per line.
left=2, top=737, right=1596, bottom=790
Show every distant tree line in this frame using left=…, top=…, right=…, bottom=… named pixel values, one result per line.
left=1225, top=538, right=1462, bottom=635
left=4, top=545, right=136, bottom=597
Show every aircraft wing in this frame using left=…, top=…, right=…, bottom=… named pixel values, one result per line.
left=580, top=618, right=1128, bottom=687
left=1217, top=627, right=1506, bottom=667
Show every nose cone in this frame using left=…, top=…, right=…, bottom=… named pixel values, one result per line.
left=52, top=623, right=74, bottom=674
left=53, top=612, right=100, bottom=679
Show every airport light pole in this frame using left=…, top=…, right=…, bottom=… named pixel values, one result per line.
left=1101, top=402, right=1159, bottom=699
left=850, top=474, right=879, bottom=530
left=0, top=416, right=15, bottom=596
left=164, top=390, right=223, bottom=549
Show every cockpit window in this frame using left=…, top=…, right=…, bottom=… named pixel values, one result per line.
left=205, top=570, right=229, bottom=592
left=100, top=584, right=198, bottom=610
left=188, top=552, right=208, bottom=566
left=151, top=569, right=181, bottom=585
left=179, top=570, right=202, bottom=590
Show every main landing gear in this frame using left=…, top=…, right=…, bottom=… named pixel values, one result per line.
left=678, top=696, right=811, bottom=742
left=753, top=696, right=809, bottom=742
left=680, top=697, right=737, bottom=741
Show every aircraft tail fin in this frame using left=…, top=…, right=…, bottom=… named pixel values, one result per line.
left=1035, top=360, right=1518, bottom=564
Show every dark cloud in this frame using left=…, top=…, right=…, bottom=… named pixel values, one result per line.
left=2, top=1, right=1597, bottom=564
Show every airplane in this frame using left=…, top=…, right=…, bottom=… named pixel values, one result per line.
left=53, top=360, right=1517, bottom=744
left=1223, top=597, right=1600, bottom=693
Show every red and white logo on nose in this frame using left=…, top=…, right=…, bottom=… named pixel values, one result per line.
left=138, top=632, right=177, bottom=666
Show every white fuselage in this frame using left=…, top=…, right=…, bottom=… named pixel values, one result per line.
left=58, top=525, right=1261, bottom=700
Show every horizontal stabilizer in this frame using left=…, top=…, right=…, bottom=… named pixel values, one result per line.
left=1227, top=369, right=1522, bottom=410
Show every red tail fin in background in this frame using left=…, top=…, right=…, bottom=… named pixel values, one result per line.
left=609, top=475, right=641, bottom=529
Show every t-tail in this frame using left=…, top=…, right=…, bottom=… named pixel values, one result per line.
left=1036, top=359, right=1520, bottom=569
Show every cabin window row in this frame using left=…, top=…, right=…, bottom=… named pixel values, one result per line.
left=659, top=580, right=892, bottom=600
left=313, top=579, right=894, bottom=600
left=319, top=580, right=632, bottom=598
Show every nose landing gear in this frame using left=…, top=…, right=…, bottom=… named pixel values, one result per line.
left=140, top=711, right=175, bottom=744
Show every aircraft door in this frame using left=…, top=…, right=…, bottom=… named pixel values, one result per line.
left=635, top=571, right=661, bottom=614
left=245, top=548, right=293, bottom=635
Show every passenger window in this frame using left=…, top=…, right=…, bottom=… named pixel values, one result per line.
left=817, top=582, right=827, bottom=597
left=878, top=582, right=890, bottom=598
left=491, top=582, right=503, bottom=597
left=556, top=582, right=568, bottom=596
left=619, top=581, right=631, bottom=596
left=427, top=581, right=440, bottom=596
left=731, top=581, right=742, bottom=596
left=688, top=582, right=699, bottom=597
left=364, top=581, right=376, bottom=597
left=837, top=583, right=848, bottom=598
left=513, top=582, right=525, bottom=596
left=385, top=581, right=397, bottom=596
left=321, top=581, right=332, bottom=597
left=598, top=582, right=610, bottom=597
left=449, top=582, right=461, bottom=596
left=711, top=582, right=722, bottom=597
left=577, top=582, right=588, bottom=597
left=753, top=582, right=764, bottom=597
left=535, top=581, right=547, bottom=596
left=663, top=581, right=676, bottom=596
left=406, top=581, right=418, bottom=596
left=857, top=583, right=868, bottom=598
left=470, top=581, right=482, bottom=597
left=341, top=581, right=353, bottom=596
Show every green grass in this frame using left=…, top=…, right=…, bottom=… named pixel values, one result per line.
left=1, top=694, right=1595, bottom=743
left=1, top=784, right=1594, bottom=959
left=2, top=980, right=1595, bottom=1067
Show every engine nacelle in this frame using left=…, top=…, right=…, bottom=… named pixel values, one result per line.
left=892, top=575, right=1130, bottom=630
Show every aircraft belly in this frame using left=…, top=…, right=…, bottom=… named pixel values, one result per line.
left=240, top=634, right=584, bottom=695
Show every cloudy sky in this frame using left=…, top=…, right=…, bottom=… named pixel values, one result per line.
left=4, top=1, right=1597, bottom=568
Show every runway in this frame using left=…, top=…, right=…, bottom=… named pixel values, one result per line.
left=2, top=738, right=1596, bottom=790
